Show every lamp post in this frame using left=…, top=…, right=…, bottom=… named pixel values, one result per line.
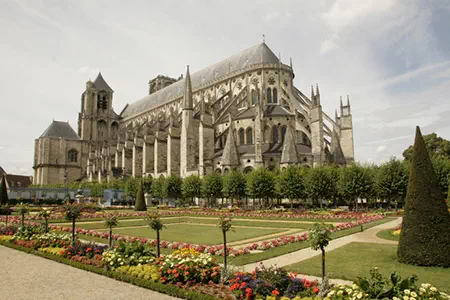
left=64, top=167, right=68, bottom=202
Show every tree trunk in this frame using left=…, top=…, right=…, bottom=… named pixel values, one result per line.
left=45, top=219, right=48, bottom=233
left=321, top=247, right=326, bottom=279
left=290, top=200, right=293, bottom=210
left=319, top=198, right=323, bottom=209
left=72, top=217, right=76, bottom=244
left=223, top=230, right=227, bottom=270
left=109, top=227, right=113, bottom=247
left=21, top=213, right=25, bottom=228
left=5, top=214, right=8, bottom=226
left=355, top=198, right=358, bottom=212
left=156, top=230, right=161, bottom=257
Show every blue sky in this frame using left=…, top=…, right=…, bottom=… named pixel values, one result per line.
left=1, top=0, right=450, bottom=175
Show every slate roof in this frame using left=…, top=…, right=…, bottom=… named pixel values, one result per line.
left=121, top=43, right=279, bottom=119
left=5, top=174, right=32, bottom=188
left=264, top=105, right=293, bottom=117
left=93, top=73, right=114, bottom=92
left=40, top=121, right=81, bottom=140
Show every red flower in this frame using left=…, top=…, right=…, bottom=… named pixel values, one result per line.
left=185, top=271, right=189, bottom=276
left=313, top=287, right=320, bottom=294
left=272, top=290, right=280, bottom=295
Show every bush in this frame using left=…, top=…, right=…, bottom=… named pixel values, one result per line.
left=398, top=127, right=450, bottom=267
left=116, top=265, right=160, bottom=282
left=63, top=242, right=108, bottom=259
left=102, top=241, right=156, bottom=269
left=135, top=180, right=147, bottom=211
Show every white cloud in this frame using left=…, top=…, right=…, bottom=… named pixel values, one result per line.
left=0, top=146, right=4, bottom=150
left=376, top=145, right=387, bottom=153
left=320, top=34, right=339, bottom=54
left=78, top=66, right=98, bottom=75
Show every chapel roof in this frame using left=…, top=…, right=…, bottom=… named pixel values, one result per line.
left=39, top=121, right=81, bottom=141
left=121, top=43, right=279, bottom=119
left=93, top=72, right=114, bottom=92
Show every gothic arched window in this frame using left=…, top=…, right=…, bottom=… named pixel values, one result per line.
left=111, top=122, right=119, bottom=139
left=68, top=149, right=78, bottom=163
left=251, top=89, right=258, bottom=105
left=273, top=88, right=278, bottom=104
left=281, top=126, right=287, bottom=142
left=272, top=125, right=279, bottom=143
left=238, top=128, right=245, bottom=145
left=97, top=120, right=107, bottom=141
left=246, top=127, right=253, bottom=144
left=267, top=88, right=272, bottom=103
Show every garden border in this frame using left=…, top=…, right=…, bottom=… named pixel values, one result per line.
left=0, top=241, right=219, bottom=300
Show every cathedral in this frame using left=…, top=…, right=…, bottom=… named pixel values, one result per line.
left=33, top=43, right=354, bottom=185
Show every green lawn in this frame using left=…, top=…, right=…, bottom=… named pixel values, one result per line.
left=95, top=224, right=285, bottom=245
left=285, top=242, right=450, bottom=293
left=376, top=228, right=400, bottom=241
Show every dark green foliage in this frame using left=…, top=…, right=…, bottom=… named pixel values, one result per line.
left=376, top=158, right=409, bottom=208
left=151, top=176, right=165, bottom=202
left=306, top=166, right=337, bottom=208
left=134, top=180, right=147, bottom=211
left=143, top=176, right=153, bottom=194
left=201, top=173, right=223, bottom=207
left=163, top=174, right=182, bottom=199
left=398, top=126, right=450, bottom=267
left=0, top=174, right=8, bottom=205
left=222, top=170, right=246, bottom=206
left=339, top=164, right=375, bottom=210
left=431, top=157, right=450, bottom=200
left=182, top=175, right=202, bottom=205
left=125, top=177, right=139, bottom=200
left=403, top=132, right=450, bottom=161
left=277, top=166, right=307, bottom=208
left=246, top=167, right=275, bottom=208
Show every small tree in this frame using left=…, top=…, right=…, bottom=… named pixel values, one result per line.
left=125, top=177, right=139, bottom=205
left=164, top=174, right=183, bottom=202
left=202, top=173, right=223, bottom=208
left=0, top=174, right=8, bottom=205
left=103, top=214, right=119, bottom=247
left=222, top=170, right=247, bottom=207
left=277, top=165, right=306, bottom=209
left=38, top=209, right=52, bottom=233
left=17, top=204, right=29, bottom=228
left=246, top=168, right=275, bottom=209
left=309, top=223, right=333, bottom=279
left=135, top=180, right=147, bottom=211
left=217, top=216, right=234, bottom=270
left=64, top=205, right=81, bottom=244
left=145, top=211, right=166, bottom=257
left=151, top=177, right=165, bottom=205
left=182, top=175, right=202, bottom=206
left=376, top=158, right=409, bottom=210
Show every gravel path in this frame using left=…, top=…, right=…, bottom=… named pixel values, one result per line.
left=242, top=217, right=402, bottom=272
left=0, top=246, right=180, bottom=300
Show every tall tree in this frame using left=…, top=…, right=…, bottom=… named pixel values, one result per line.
left=376, top=158, right=409, bottom=210
left=339, top=164, right=375, bottom=211
left=305, top=166, right=335, bottom=208
left=0, top=174, right=9, bottom=205
left=163, top=174, right=182, bottom=200
left=431, top=157, right=450, bottom=200
left=403, top=132, right=450, bottom=161
left=151, top=177, right=165, bottom=205
left=134, top=180, right=147, bottom=211
left=125, top=177, right=139, bottom=202
left=222, top=170, right=247, bottom=207
left=246, top=168, right=275, bottom=209
left=398, top=126, right=450, bottom=267
left=277, top=165, right=307, bottom=209
left=182, top=175, right=202, bottom=206
left=201, top=173, right=223, bottom=208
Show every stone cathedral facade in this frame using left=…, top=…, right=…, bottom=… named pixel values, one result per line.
left=33, top=43, right=354, bottom=185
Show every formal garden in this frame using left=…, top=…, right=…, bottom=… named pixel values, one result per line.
left=1, top=127, right=450, bottom=299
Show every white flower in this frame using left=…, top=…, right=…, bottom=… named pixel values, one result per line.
left=430, top=287, right=437, bottom=292
left=403, top=296, right=409, bottom=300
left=404, top=290, right=411, bottom=295
left=346, top=289, right=353, bottom=294
left=337, top=290, right=343, bottom=296
left=357, top=292, right=363, bottom=299
left=410, top=292, right=417, bottom=298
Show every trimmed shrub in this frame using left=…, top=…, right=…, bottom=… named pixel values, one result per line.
left=397, top=126, right=450, bottom=267
left=135, top=180, right=147, bottom=211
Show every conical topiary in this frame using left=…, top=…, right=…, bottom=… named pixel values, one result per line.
left=0, top=174, right=8, bottom=205
left=134, top=180, right=147, bottom=211
left=397, top=126, right=450, bottom=266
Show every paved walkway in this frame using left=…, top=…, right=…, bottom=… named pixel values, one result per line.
left=0, top=246, right=179, bottom=300
left=242, top=217, right=401, bottom=272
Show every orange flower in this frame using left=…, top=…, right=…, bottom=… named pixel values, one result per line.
left=272, top=290, right=280, bottom=295
left=313, top=287, right=319, bottom=294
left=185, top=271, right=189, bottom=276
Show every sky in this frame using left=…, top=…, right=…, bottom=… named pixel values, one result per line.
left=1, top=0, right=450, bottom=176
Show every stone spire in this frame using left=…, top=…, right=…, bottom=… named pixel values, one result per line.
left=290, top=57, right=293, bottom=69
left=316, top=83, right=320, bottom=95
left=280, top=124, right=298, bottom=165
left=221, top=115, right=240, bottom=167
left=183, top=65, right=193, bottom=110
